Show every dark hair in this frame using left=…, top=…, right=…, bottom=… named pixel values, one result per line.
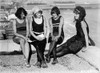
left=73, top=6, right=86, bottom=21
left=15, top=7, right=27, bottom=19
left=51, top=6, right=60, bottom=15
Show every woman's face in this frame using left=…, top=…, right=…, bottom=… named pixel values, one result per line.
left=35, top=11, right=42, bottom=18
left=21, top=12, right=25, bottom=19
left=74, top=13, right=80, bottom=20
left=52, top=13, right=58, bottom=19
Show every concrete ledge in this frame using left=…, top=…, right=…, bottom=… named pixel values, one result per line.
left=0, top=39, right=50, bottom=52
left=77, top=46, right=100, bottom=71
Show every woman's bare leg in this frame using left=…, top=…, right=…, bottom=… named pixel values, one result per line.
left=20, top=38, right=26, bottom=58
left=46, top=41, right=57, bottom=63
left=20, top=38, right=30, bottom=67
left=24, top=42, right=30, bottom=64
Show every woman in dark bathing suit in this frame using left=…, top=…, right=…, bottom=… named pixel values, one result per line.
left=29, top=6, right=48, bottom=68
left=46, top=6, right=64, bottom=64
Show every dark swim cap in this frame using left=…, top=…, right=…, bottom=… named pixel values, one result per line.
left=74, top=6, right=86, bottom=21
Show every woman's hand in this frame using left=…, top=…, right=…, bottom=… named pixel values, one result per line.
left=51, top=36, right=59, bottom=41
left=36, top=36, right=45, bottom=41
left=36, top=34, right=45, bottom=41
left=82, top=46, right=90, bottom=52
left=55, top=35, right=60, bottom=41
left=81, top=47, right=87, bottom=52
left=55, top=36, right=59, bottom=41
left=85, top=44, right=89, bottom=48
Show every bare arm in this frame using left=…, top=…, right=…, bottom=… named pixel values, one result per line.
left=58, top=16, right=64, bottom=37
left=81, top=21, right=89, bottom=47
left=43, top=17, right=48, bottom=38
left=26, top=18, right=29, bottom=38
left=29, top=17, right=38, bottom=39
left=49, top=18, right=53, bottom=37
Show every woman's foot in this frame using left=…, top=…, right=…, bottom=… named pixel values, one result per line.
left=25, top=62, right=31, bottom=68
left=46, top=56, right=51, bottom=63
left=34, top=61, right=41, bottom=68
left=24, top=59, right=31, bottom=68
left=41, top=62, right=48, bottom=68
left=52, top=59, right=58, bottom=65
left=45, top=54, right=51, bottom=63
left=45, top=54, right=48, bottom=58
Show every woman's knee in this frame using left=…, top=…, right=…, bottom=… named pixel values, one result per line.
left=20, top=38, right=26, bottom=44
left=13, top=37, right=20, bottom=44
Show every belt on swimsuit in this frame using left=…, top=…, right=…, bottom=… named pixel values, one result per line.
left=32, top=31, right=44, bottom=35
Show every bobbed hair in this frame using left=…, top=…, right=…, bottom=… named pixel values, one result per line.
left=15, top=7, right=27, bottom=19
left=51, top=6, right=60, bottom=15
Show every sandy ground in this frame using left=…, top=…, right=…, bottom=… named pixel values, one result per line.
left=0, top=51, right=99, bottom=73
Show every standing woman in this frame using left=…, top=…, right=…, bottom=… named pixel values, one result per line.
left=12, top=7, right=30, bottom=67
left=46, top=6, right=64, bottom=64
left=29, top=6, right=48, bottom=68
left=47, top=6, right=95, bottom=58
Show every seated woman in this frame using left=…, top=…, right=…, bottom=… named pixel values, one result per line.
left=46, top=6, right=64, bottom=64
left=29, top=6, right=48, bottom=68
left=45, top=6, right=95, bottom=58
left=12, top=7, right=30, bottom=67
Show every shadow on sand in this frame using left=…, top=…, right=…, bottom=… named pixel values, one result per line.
left=0, top=50, right=48, bottom=55
left=0, top=50, right=36, bottom=55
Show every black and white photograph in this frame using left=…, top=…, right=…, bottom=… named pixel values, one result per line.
left=0, top=0, right=100, bottom=73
